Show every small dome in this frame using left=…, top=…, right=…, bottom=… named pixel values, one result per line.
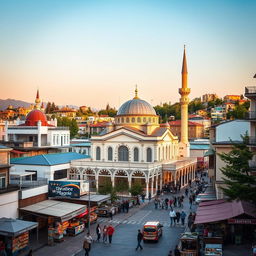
left=25, top=109, right=49, bottom=126
left=117, top=98, right=156, bottom=116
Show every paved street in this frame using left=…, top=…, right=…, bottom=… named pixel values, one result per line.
left=74, top=192, right=195, bottom=256
left=32, top=189, right=195, bottom=256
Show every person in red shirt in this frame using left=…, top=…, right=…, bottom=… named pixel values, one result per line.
left=107, top=225, right=115, bottom=244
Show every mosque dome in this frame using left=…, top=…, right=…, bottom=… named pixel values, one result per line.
left=117, top=88, right=156, bottom=116
left=25, top=109, right=49, bottom=126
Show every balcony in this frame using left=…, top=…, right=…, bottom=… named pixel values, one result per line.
left=248, top=137, right=256, bottom=146
left=244, top=111, right=256, bottom=120
left=245, top=86, right=256, bottom=99
left=0, top=184, right=19, bottom=194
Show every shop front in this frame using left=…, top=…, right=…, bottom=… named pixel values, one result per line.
left=194, top=199, right=256, bottom=256
left=19, top=200, right=86, bottom=245
left=0, top=218, right=38, bottom=256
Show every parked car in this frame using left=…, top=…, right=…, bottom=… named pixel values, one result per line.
left=143, top=221, right=163, bottom=242
left=96, top=205, right=117, bottom=217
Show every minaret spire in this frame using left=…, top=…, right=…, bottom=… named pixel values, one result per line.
left=35, top=89, right=41, bottom=109
left=134, top=85, right=139, bottom=99
left=179, top=46, right=190, bottom=157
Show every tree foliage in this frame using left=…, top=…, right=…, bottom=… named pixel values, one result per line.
left=98, top=180, right=118, bottom=202
left=226, top=103, right=250, bottom=120
left=98, top=104, right=117, bottom=117
left=57, top=117, right=78, bottom=138
left=218, top=134, right=256, bottom=204
left=115, top=179, right=129, bottom=192
left=45, top=102, right=59, bottom=114
left=129, top=182, right=143, bottom=196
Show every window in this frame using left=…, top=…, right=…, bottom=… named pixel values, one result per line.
left=121, top=117, right=124, bottom=123
left=149, top=117, right=151, bottom=123
left=146, top=148, right=152, bottom=162
left=126, top=117, right=129, bottom=123
left=143, top=117, right=146, bottom=122
left=134, top=147, right=139, bottom=162
left=131, top=117, right=135, bottom=123
left=96, top=146, right=101, bottom=160
left=137, top=117, right=141, bottom=123
left=108, top=147, right=113, bottom=161
left=0, top=173, right=6, bottom=189
left=118, top=146, right=129, bottom=161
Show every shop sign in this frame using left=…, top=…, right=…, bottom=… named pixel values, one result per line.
left=228, top=218, right=256, bottom=225
left=49, top=181, right=80, bottom=198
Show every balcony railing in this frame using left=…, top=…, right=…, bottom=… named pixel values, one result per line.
left=244, top=111, right=256, bottom=120
left=10, top=178, right=48, bottom=188
left=248, top=137, right=256, bottom=145
left=0, top=184, right=19, bottom=194
left=245, top=86, right=256, bottom=94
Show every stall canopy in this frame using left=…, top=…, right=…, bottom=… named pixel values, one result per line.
left=20, top=200, right=86, bottom=222
left=194, top=199, right=256, bottom=224
left=0, top=218, right=38, bottom=237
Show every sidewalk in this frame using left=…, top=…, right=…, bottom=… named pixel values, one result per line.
left=33, top=200, right=150, bottom=256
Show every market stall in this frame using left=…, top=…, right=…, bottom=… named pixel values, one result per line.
left=0, top=218, right=38, bottom=256
left=19, top=200, right=86, bottom=245
left=205, top=243, right=222, bottom=256
left=179, top=232, right=199, bottom=256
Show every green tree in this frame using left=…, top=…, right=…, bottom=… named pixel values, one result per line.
left=115, top=180, right=129, bottom=193
left=57, top=117, right=78, bottom=138
left=218, top=134, right=256, bottom=204
left=98, top=180, right=118, bottom=202
left=129, top=182, right=143, bottom=196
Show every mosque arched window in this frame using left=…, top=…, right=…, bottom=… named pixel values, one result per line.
left=121, top=117, right=124, bottom=123
left=118, top=146, right=129, bottom=161
left=126, top=117, right=129, bottom=123
left=133, top=147, right=139, bottom=162
left=108, top=147, right=113, bottom=161
left=146, top=148, right=152, bottom=162
left=149, top=117, right=151, bottom=123
left=153, top=118, right=155, bottom=123
left=96, top=146, right=101, bottom=160
left=143, top=117, right=146, bottom=122
left=137, top=117, right=141, bottom=123
left=131, top=117, right=135, bottom=123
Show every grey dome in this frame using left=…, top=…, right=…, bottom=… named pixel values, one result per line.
left=117, top=98, right=156, bottom=116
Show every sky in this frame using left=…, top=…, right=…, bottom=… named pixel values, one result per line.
left=0, top=0, right=256, bottom=109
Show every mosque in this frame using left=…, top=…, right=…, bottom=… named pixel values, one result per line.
left=70, top=48, right=197, bottom=197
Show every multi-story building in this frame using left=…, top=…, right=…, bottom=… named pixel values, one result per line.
left=202, top=94, right=219, bottom=103
left=211, top=106, right=226, bottom=121
left=223, top=94, right=241, bottom=103
left=189, top=115, right=211, bottom=138
left=244, top=85, right=256, bottom=176
left=209, top=120, right=249, bottom=199
left=169, top=120, right=205, bottom=140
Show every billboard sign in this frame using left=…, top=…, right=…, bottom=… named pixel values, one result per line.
left=49, top=181, right=80, bottom=198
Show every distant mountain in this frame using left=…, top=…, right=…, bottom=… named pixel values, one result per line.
left=0, top=99, right=32, bottom=110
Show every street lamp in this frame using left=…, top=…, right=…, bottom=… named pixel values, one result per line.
left=86, top=178, right=91, bottom=234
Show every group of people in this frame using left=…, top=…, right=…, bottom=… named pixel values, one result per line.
left=154, top=195, right=185, bottom=210
left=83, top=224, right=115, bottom=256
left=169, top=209, right=187, bottom=227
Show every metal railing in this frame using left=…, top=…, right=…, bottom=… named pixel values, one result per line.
left=0, top=184, right=19, bottom=194
left=245, top=86, right=256, bottom=94
left=10, top=178, right=48, bottom=188
left=244, top=111, right=256, bottom=120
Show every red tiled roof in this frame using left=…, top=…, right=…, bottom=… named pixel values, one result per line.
left=90, top=122, right=109, bottom=127
left=169, top=120, right=203, bottom=127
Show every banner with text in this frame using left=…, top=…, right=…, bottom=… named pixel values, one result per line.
left=49, top=181, right=80, bottom=198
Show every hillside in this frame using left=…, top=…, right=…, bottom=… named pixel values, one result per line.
left=0, top=99, right=32, bottom=110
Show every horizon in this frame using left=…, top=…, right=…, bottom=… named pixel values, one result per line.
left=1, top=0, right=256, bottom=109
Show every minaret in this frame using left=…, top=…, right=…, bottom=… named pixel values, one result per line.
left=35, top=89, right=41, bottom=109
left=179, top=46, right=190, bottom=157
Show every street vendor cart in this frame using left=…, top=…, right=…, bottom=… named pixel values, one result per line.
left=179, top=232, right=199, bottom=256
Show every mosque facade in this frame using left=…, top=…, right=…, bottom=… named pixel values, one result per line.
left=70, top=48, right=197, bottom=197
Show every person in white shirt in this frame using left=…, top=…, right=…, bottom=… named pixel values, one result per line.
left=169, top=209, right=176, bottom=227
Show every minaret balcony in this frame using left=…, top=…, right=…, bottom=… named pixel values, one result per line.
left=245, top=86, right=256, bottom=99
left=179, top=88, right=191, bottom=95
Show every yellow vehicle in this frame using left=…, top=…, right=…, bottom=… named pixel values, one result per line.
left=143, top=221, right=163, bottom=242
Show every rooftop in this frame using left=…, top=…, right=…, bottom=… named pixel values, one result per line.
left=11, top=152, right=89, bottom=166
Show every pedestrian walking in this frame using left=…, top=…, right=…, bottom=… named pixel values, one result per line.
left=107, top=225, right=115, bottom=244
left=83, top=233, right=93, bottom=256
left=102, top=225, right=108, bottom=243
left=173, top=196, right=177, bottom=207
left=165, top=198, right=169, bottom=210
left=185, top=188, right=188, bottom=197
left=176, top=211, right=181, bottom=225
left=174, top=245, right=181, bottom=256
left=148, top=192, right=152, bottom=202
left=169, top=209, right=176, bottom=227
left=154, top=198, right=158, bottom=209
left=135, top=229, right=143, bottom=251
left=168, top=250, right=173, bottom=256
left=27, top=250, right=33, bottom=256
left=109, top=210, right=113, bottom=220
left=180, top=211, right=186, bottom=226
left=189, top=196, right=193, bottom=209
left=141, top=193, right=145, bottom=203
left=96, top=224, right=101, bottom=242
